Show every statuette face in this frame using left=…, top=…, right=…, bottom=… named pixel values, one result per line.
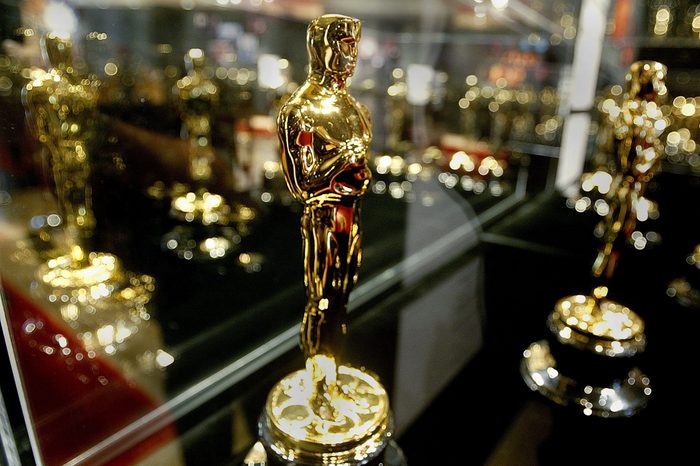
left=307, top=15, right=360, bottom=82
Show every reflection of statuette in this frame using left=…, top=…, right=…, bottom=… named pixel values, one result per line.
left=256, top=15, right=403, bottom=466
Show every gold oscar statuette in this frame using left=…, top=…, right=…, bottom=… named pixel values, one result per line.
left=249, top=15, right=405, bottom=466
left=162, top=48, right=256, bottom=261
left=23, top=33, right=105, bottom=285
left=22, top=33, right=154, bottom=344
left=522, top=61, right=666, bottom=417
left=23, top=33, right=121, bottom=291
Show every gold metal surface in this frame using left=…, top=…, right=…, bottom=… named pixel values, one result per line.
left=548, top=291, right=645, bottom=357
left=278, top=13, right=371, bottom=385
left=592, top=61, right=667, bottom=279
left=521, top=341, right=651, bottom=418
left=262, top=366, right=390, bottom=464
left=261, top=14, right=392, bottom=465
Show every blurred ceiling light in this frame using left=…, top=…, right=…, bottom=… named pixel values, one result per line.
left=43, top=1, right=77, bottom=36
left=257, top=54, right=285, bottom=89
left=406, top=64, right=435, bottom=106
left=491, top=0, right=509, bottom=10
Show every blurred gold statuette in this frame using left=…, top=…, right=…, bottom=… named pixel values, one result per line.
left=22, top=33, right=154, bottom=344
left=162, top=49, right=255, bottom=261
left=254, top=15, right=403, bottom=465
left=23, top=33, right=119, bottom=291
left=522, top=61, right=667, bottom=418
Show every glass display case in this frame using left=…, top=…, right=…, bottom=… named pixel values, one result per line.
left=2, top=1, right=697, bottom=465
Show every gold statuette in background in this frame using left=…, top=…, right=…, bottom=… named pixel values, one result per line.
left=522, top=61, right=667, bottom=418
left=177, top=48, right=219, bottom=183
left=21, top=33, right=154, bottom=350
left=23, top=33, right=102, bottom=283
left=162, top=48, right=256, bottom=261
left=252, top=15, right=404, bottom=466
left=592, top=60, right=667, bottom=280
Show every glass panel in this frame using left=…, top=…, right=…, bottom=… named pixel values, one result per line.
left=0, top=0, right=580, bottom=464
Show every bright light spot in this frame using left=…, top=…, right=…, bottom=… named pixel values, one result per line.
left=156, top=349, right=175, bottom=367
left=258, top=54, right=285, bottom=89
left=667, top=131, right=681, bottom=145
left=104, top=62, right=118, bottom=76
left=532, top=373, right=544, bottom=386
left=574, top=197, right=591, bottom=212
left=97, top=325, right=115, bottom=346
left=47, top=214, right=61, bottom=227
left=633, top=236, right=647, bottom=250
left=56, top=334, right=68, bottom=348
left=491, top=0, right=509, bottom=9
left=44, top=2, right=77, bottom=36
left=681, top=103, right=695, bottom=117
left=594, top=199, right=609, bottom=216
left=406, top=64, right=435, bottom=105
left=636, top=197, right=652, bottom=222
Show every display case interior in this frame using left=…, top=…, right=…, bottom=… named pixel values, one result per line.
left=5, top=0, right=672, bottom=465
